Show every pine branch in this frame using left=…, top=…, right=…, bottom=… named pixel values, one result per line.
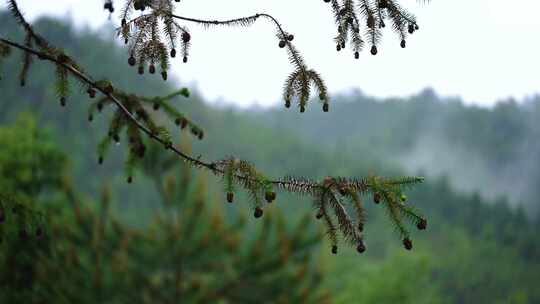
left=119, top=2, right=328, bottom=112
left=0, top=0, right=430, bottom=253
left=322, top=0, right=423, bottom=55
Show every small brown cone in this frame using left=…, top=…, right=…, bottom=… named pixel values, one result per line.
left=226, top=192, right=234, bottom=203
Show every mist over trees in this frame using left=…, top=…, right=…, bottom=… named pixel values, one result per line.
left=260, top=89, right=540, bottom=217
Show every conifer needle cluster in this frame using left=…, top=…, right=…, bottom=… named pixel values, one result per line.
left=324, top=0, right=423, bottom=57
left=0, top=0, right=430, bottom=254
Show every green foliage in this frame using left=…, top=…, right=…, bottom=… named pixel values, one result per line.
left=0, top=117, right=330, bottom=303
left=0, top=114, right=65, bottom=196
left=330, top=253, right=444, bottom=304
left=0, top=114, right=65, bottom=258
left=89, top=86, right=199, bottom=179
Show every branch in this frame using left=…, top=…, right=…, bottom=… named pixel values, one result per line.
left=120, top=4, right=328, bottom=111
left=0, top=37, right=317, bottom=191
left=169, top=12, right=302, bottom=66
left=0, top=0, right=429, bottom=253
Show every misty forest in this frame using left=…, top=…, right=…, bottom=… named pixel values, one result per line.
left=0, top=0, right=539, bottom=303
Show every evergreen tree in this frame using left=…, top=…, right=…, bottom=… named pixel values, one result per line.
left=0, top=115, right=330, bottom=303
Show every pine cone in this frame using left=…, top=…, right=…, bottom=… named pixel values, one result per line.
left=254, top=207, right=264, bottom=218
left=357, top=240, right=366, bottom=253
left=403, top=238, right=413, bottom=250
left=417, top=218, right=427, bottom=230
left=265, top=191, right=276, bottom=203
left=373, top=192, right=381, bottom=204
left=370, top=45, right=378, bottom=55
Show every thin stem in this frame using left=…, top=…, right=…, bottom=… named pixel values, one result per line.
left=168, top=12, right=306, bottom=71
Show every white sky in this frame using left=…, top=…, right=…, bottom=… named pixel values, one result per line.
left=5, top=0, right=540, bottom=107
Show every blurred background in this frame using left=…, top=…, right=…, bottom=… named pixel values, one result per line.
left=0, top=1, right=539, bottom=303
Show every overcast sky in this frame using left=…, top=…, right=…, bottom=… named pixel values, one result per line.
left=6, top=0, right=540, bottom=107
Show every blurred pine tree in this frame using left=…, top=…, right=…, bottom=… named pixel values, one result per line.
left=0, top=116, right=330, bottom=303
